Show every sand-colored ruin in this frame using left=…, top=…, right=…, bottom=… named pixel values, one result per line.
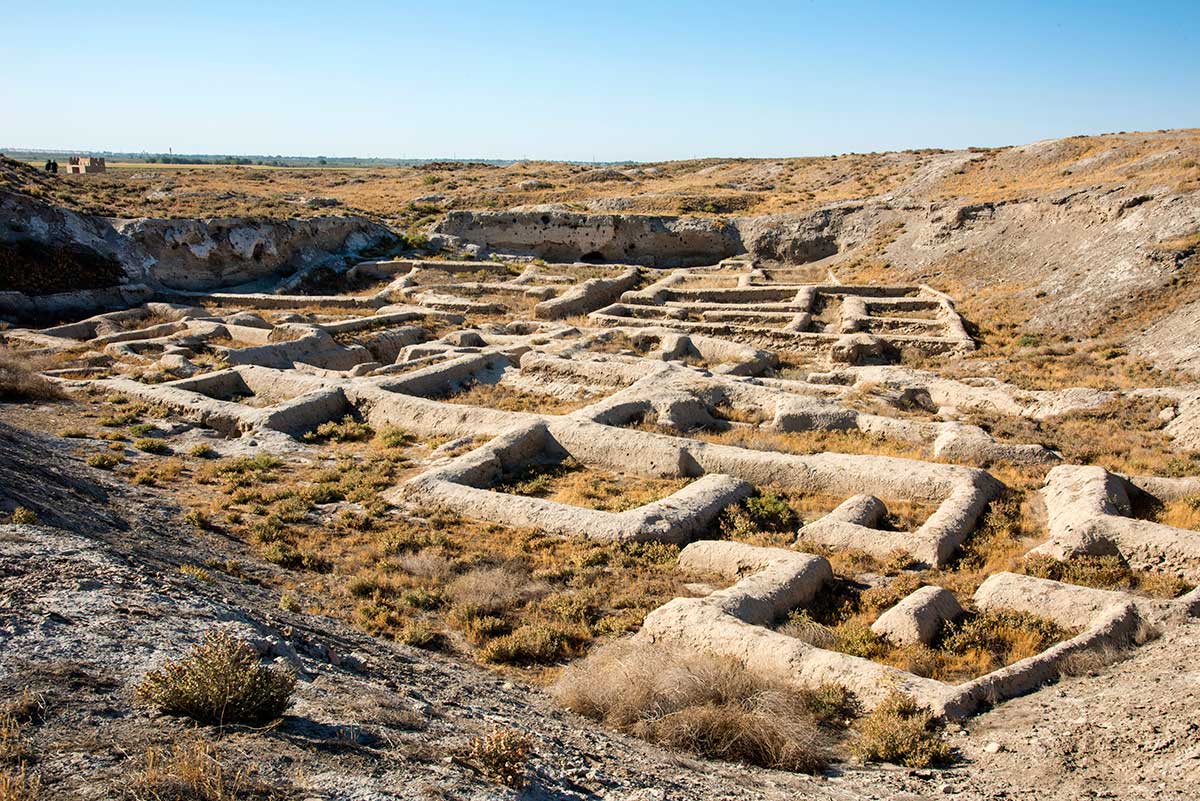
left=6, top=237, right=1199, bottom=731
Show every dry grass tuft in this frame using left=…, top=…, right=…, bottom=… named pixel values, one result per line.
left=441, top=381, right=591, bottom=415
left=494, top=458, right=689, bottom=512
left=464, top=728, right=534, bottom=790
left=0, top=350, right=62, bottom=402
left=135, top=630, right=295, bottom=726
left=851, top=691, right=951, bottom=767
left=1158, top=497, right=1200, bottom=531
left=445, top=566, right=542, bottom=613
left=553, top=640, right=850, bottom=772
left=128, top=739, right=274, bottom=801
left=0, top=766, right=41, bottom=801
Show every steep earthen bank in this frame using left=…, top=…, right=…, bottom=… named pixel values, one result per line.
left=0, top=189, right=395, bottom=318
left=431, top=207, right=856, bottom=267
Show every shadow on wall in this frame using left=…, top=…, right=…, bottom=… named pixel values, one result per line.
left=0, top=240, right=126, bottom=295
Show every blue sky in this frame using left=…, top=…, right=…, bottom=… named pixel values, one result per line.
left=2, top=0, right=1196, bottom=161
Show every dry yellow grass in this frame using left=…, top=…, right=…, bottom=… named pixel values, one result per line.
left=0, top=349, right=63, bottom=402
left=553, top=640, right=844, bottom=772
left=968, top=397, right=1200, bottom=476
left=494, top=458, right=690, bottom=512
left=12, top=131, right=1192, bottom=229
left=129, top=739, right=274, bottom=801
left=439, top=381, right=593, bottom=415
left=1157, top=498, right=1200, bottom=531
left=696, top=426, right=929, bottom=461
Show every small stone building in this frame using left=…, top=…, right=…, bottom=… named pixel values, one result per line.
left=64, top=156, right=106, bottom=174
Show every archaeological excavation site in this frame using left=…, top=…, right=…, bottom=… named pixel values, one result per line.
left=2, top=131, right=1200, bottom=801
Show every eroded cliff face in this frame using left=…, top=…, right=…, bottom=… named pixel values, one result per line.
left=121, top=216, right=394, bottom=290
left=0, top=189, right=395, bottom=297
left=433, top=209, right=744, bottom=266
left=432, top=206, right=866, bottom=269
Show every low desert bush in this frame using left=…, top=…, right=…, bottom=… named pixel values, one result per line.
left=464, top=728, right=534, bottom=789
left=86, top=451, right=122, bottom=469
left=479, top=623, right=571, bottom=665
left=260, top=541, right=331, bottom=572
left=189, top=444, right=218, bottom=459
left=851, top=692, right=951, bottom=767
left=0, top=350, right=62, bottom=402
left=8, top=508, right=35, bottom=525
left=179, top=564, right=212, bottom=582
left=716, top=491, right=798, bottom=544
left=396, top=620, right=442, bottom=649
left=135, top=438, right=171, bottom=455
left=134, top=630, right=295, bottom=726
left=552, top=640, right=843, bottom=772
left=375, top=426, right=414, bottom=448
left=302, top=415, right=373, bottom=443
left=938, top=608, right=1067, bottom=665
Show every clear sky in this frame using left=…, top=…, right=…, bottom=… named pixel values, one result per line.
left=2, top=0, right=1197, bottom=161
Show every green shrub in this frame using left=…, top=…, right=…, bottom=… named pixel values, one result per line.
left=718, top=491, right=798, bottom=541
left=375, top=427, right=414, bottom=448
left=302, top=416, right=373, bottom=443
left=86, top=451, right=122, bottom=469
left=189, top=444, right=218, bottom=459
left=134, top=631, right=295, bottom=726
left=134, top=438, right=171, bottom=455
